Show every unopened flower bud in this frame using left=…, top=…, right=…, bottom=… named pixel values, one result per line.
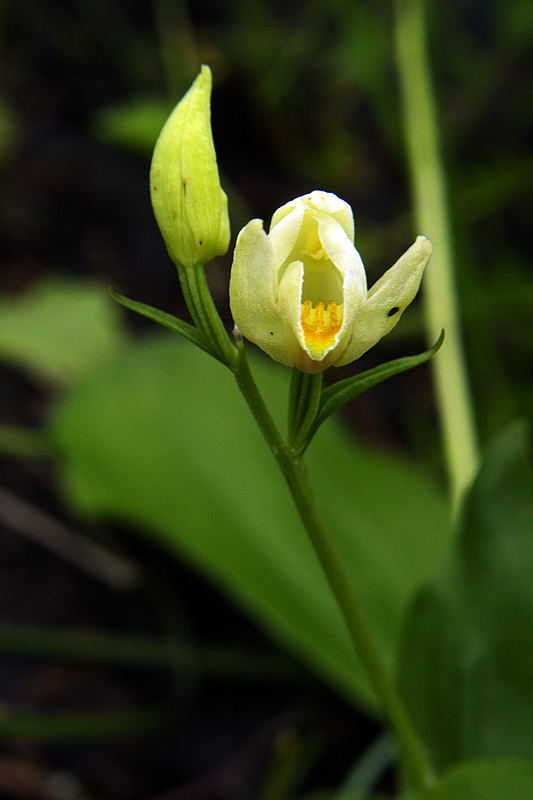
left=150, top=66, right=230, bottom=269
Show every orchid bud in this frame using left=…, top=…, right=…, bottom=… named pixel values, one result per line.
left=229, top=191, right=432, bottom=374
left=150, top=66, right=230, bottom=269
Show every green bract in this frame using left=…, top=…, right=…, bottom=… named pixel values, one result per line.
left=150, top=66, right=230, bottom=269
left=229, top=191, right=433, bottom=374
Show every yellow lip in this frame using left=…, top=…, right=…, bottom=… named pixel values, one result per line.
left=300, top=299, right=343, bottom=359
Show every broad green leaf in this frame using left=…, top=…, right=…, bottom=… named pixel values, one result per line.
left=398, top=422, right=533, bottom=770
left=50, top=336, right=451, bottom=709
left=401, top=759, right=533, bottom=800
left=0, top=279, right=126, bottom=383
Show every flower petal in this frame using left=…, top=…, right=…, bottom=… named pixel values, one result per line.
left=278, top=258, right=349, bottom=374
left=229, top=219, right=293, bottom=366
left=271, top=191, right=355, bottom=242
left=268, top=205, right=306, bottom=275
left=336, top=236, right=433, bottom=365
left=317, top=214, right=367, bottom=298
left=308, top=191, right=355, bottom=241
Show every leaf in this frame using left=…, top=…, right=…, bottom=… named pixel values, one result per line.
left=0, top=707, right=169, bottom=742
left=310, top=332, right=444, bottom=443
left=0, top=621, right=301, bottom=683
left=0, top=424, right=49, bottom=458
left=50, top=337, right=451, bottom=709
left=332, top=733, right=394, bottom=800
left=93, top=97, right=171, bottom=155
left=0, top=279, right=126, bottom=383
left=398, top=422, right=533, bottom=770
left=401, top=759, right=533, bottom=800
left=109, top=288, right=211, bottom=356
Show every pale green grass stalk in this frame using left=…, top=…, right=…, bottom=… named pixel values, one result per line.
left=394, top=0, right=479, bottom=508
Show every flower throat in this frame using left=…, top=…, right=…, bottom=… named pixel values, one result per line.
left=300, top=225, right=343, bottom=358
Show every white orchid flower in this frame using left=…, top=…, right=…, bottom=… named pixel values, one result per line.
left=229, top=191, right=433, bottom=373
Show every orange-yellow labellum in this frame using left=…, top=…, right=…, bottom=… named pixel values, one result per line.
left=301, top=299, right=343, bottom=358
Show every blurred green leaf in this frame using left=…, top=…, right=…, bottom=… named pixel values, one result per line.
left=0, top=424, right=49, bottom=457
left=400, top=759, right=533, bottom=800
left=109, top=287, right=210, bottom=355
left=398, top=421, right=533, bottom=769
left=0, top=621, right=304, bottom=683
left=258, top=726, right=322, bottom=800
left=0, top=95, right=17, bottom=161
left=50, top=336, right=451, bottom=710
left=332, top=732, right=394, bottom=800
left=0, top=279, right=126, bottom=383
left=93, top=97, right=171, bottom=155
left=0, top=707, right=169, bottom=742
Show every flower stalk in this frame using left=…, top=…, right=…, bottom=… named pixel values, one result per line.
left=233, top=345, right=435, bottom=790
left=287, top=369, right=323, bottom=452
left=177, top=264, right=237, bottom=368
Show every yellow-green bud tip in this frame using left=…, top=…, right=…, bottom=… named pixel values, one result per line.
left=150, top=65, right=230, bottom=269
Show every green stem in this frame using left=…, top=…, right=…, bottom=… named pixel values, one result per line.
left=233, top=341, right=289, bottom=458
left=287, top=369, right=323, bottom=452
left=394, top=0, right=479, bottom=508
left=233, top=348, right=434, bottom=790
left=287, top=457, right=434, bottom=789
left=178, top=266, right=237, bottom=368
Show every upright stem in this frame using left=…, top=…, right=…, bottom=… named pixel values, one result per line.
left=394, top=0, right=479, bottom=508
left=286, top=457, right=434, bottom=790
left=178, top=266, right=237, bottom=368
left=233, top=348, right=434, bottom=790
left=288, top=369, right=323, bottom=452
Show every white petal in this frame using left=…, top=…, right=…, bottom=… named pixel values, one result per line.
left=317, top=214, right=367, bottom=297
left=270, top=191, right=355, bottom=242
left=276, top=259, right=309, bottom=367
left=315, top=214, right=366, bottom=360
left=277, top=258, right=350, bottom=373
left=335, top=236, right=433, bottom=366
left=307, top=191, right=355, bottom=241
left=229, top=220, right=293, bottom=366
left=268, top=206, right=306, bottom=272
